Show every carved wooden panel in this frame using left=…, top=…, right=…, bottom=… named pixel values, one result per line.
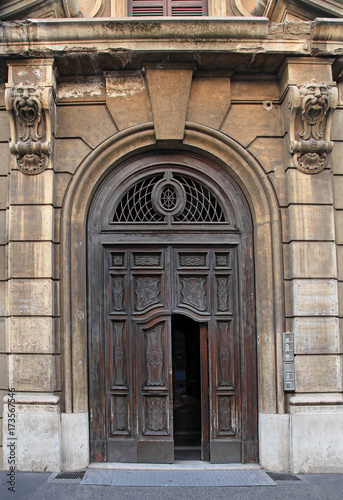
left=179, top=276, right=208, bottom=312
left=179, top=253, right=207, bottom=268
left=111, top=396, right=129, bottom=434
left=144, top=324, right=165, bottom=387
left=111, top=322, right=127, bottom=388
left=215, top=252, right=232, bottom=269
left=217, top=396, right=235, bottom=435
left=143, top=396, right=168, bottom=434
left=110, top=252, right=126, bottom=268
left=133, top=252, right=162, bottom=268
left=111, top=276, right=125, bottom=312
left=215, top=276, right=232, bottom=314
left=217, top=321, right=234, bottom=388
left=134, top=276, right=161, bottom=311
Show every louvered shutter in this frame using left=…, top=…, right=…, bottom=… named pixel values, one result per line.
left=129, top=0, right=207, bottom=16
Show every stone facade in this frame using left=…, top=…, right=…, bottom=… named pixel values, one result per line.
left=0, top=0, right=343, bottom=474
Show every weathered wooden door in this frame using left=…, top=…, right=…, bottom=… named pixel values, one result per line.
left=88, top=154, right=258, bottom=464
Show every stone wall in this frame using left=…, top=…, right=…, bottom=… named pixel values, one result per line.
left=0, top=83, right=10, bottom=470
left=0, top=18, right=343, bottom=473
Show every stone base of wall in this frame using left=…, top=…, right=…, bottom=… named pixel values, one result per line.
left=2, top=397, right=343, bottom=472
left=290, top=395, right=343, bottom=473
left=2, top=394, right=88, bottom=472
left=260, top=395, right=343, bottom=473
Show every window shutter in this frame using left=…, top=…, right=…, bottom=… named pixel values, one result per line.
left=129, top=0, right=207, bottom=16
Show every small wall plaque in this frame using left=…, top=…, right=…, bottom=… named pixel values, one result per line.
left=283, top=332, right=295, bottom=391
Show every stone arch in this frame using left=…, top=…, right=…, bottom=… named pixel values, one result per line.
left=60, top=122, right=283, bottom=445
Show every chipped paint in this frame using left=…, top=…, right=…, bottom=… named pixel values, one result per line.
left=106, top=74, right=146, bottom=100
left=57, top=76, right=105, bottom=99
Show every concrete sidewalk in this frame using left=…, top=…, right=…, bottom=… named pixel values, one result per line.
left=1, top=469, right=343, bottom=500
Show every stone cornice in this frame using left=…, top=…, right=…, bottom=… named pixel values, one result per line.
left=0, top=17, right=342, bottom=57
left=0, top=17, right=343, bottom=71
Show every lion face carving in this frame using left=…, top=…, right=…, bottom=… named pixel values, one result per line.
left=299, top=80, right=331, bottom=141
left=12, top=84, right=42, bottom=142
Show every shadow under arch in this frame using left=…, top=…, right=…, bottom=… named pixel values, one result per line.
left=60, top=122, right=284, bottom=435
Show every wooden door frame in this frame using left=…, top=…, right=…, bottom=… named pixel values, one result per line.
left=200, top=322, right=210, bottom=461
left=87, top=151, right=258, bottom=463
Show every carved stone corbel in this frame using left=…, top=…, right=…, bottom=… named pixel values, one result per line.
left=5, top=82, right=53, bottom=175
left=288, top=79, right=338, bottom=174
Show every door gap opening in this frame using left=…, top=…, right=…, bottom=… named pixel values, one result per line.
left=172, top=314, right=201, bottom=460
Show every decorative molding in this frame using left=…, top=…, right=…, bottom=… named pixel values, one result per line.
left=218, top=397, right=232, bottom=432
left=145, top=324, right=164, bottom=386
left=180, top=254, right=206, bottom=267
left=218, top=322, right=233, bottom=387
left=288, top=79, right=338, bottom=173
left=5, top=82, right=54, bottom=175
left=112, top=277, right=124, bottom=311
left=217, top=277, right=229, bottom=312
left=180, top=277, right=206, bottom=311
left=145, top=397, right=166, bottom=432
left=112, top=396, right=128, bottom=432
left=135, top=277, right=160, bottom=311
left=112, top=322, right=125, bottom=386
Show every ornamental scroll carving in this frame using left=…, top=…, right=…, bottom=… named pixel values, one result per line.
left=145, top=324, right=164, bottom=386
left=5, top=82, right=53, bottom=174
left=288, top=79, right=338, bottom=174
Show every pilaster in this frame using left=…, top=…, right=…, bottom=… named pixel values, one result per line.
left=3, top=59, right=60, bottom=471
left=279, top=57, right=343, bottom=473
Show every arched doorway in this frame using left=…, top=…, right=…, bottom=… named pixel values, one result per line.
left=87, top=151, right=258, bottom=464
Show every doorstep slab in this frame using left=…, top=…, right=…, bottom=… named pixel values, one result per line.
left=81, top=468, right=276, bottom=486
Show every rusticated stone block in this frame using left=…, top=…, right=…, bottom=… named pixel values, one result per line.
left=333, top=176, right=343, bottom=209
left=0, top=282, right=7, bottom=316
left=54, top=138, right=92, bottom=174
left=105, top=71, right=152, bottom=130
left=9, top=242, right=54, bottom=278
left=54, top=173, right=72, bottom=208
left=335, top=210, right=343, bottom=245
left=0, top=143, right=10, bottom=175
left=0, top=177, right=8, bottom=210
left=337, top=246, right=343, bottom=280
left=332, top=142, right=343, bottom=175
left=282, top=205, right=335, bottom=242
left=294, top=317, right=339, bottom=354
left=0, top=354, right=8, bottom=388
left=9, top=317, right=55, bottom=353
left=285, top=168, right=333, bottom=205
left=279, top=57, right=334, bottom=99
left=0, top=318, right=6, bottom=352
left=9, top=354, right=55, bottom=391
left=146, top=66, right=194, bottom=140
left=9, top=206, right=54, bottom=241
left=231, top=80, right=279, bottom=102
left=248, top=137, right=284, bottom=174
left=0, top=211, right=7, bottom=245
left=221, top=103, right=282, bottom=147
left=56, top=105, right=117, bottom=148
left=292, top=279, right=338, bottom=316
left=10, top=170, right=54, bottom=205
left=288, top=241, right=336, bottom=278
left=187, top=75, right=231, bottom=129
left=10, top=279, right=56, bottom=316
left=331, top=109, right=343, bottom=141
left=0, top=111, right=10, bottom=142
left=0, top=246, right=6, bottom=280
left=295, top=355, right=342, bottom=392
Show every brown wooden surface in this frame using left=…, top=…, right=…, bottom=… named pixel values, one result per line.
left=88, top=153, right=257, bottom=464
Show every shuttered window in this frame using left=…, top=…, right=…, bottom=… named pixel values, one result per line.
left=129, top=0, right=208, bottom=17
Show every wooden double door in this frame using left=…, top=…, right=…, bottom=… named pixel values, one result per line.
left=89, top=243, right=258, bottom=463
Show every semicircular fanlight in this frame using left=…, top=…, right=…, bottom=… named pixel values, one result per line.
left=112, top=172, right=227, bottom=224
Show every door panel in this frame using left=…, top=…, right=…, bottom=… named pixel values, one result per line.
left=100, top=244, right=248, bottom=463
